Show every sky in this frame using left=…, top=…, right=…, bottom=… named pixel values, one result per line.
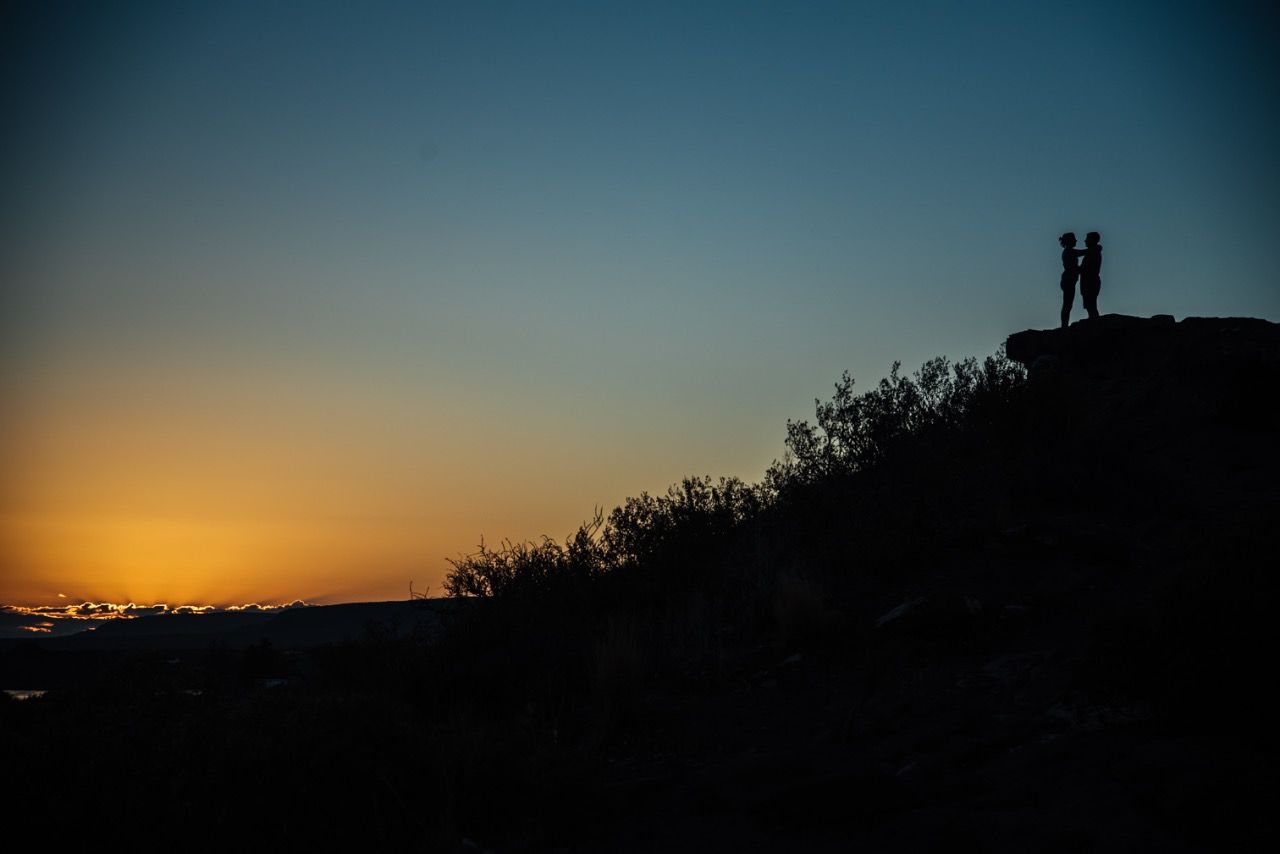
left=2, top=0, right=1278, bottom=609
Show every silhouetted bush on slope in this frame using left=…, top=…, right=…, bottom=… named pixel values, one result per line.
left=604, top=475, right=766, bottom=591
left=443, top=509, right=610, bottom=599
left=443, top=350, right=1027, bottom=602
left=766, top=351, right=1026, bottom=490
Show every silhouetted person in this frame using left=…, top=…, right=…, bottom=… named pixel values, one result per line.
left=1059, top=232, right=1086, bottom=328
left=1080, top=231, right=1103, bottom=319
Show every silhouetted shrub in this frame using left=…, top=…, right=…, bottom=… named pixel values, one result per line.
left=443, top=508, right=609, bottom=599
left=604, top=475, right=764, bottom=587
left=443, top=352, right=1025, bottom=602
left=766, top=351, right=1026, bottom=491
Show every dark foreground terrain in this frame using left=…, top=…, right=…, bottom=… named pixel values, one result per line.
left=4, top=315, right=1277, bottom=851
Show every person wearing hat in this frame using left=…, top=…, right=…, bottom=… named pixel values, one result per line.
left=1079, top=231, right=1103, bottom=319
left=1058, top=232, right=1087, bottom=328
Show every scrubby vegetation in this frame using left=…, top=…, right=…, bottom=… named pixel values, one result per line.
left=443, top=352, right=1025, bottom=606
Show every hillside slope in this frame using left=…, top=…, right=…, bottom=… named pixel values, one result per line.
left=582, top=315, right=1279, bottom=851
left=3, top=314, right=1276, bottom=851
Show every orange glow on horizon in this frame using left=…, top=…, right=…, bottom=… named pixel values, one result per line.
left=0, top=300, right=774, bottom=609
left=3, top=601, right=306, bottom=624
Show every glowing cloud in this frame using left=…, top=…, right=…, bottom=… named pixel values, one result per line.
left=0, top=601, right=311, bottom=638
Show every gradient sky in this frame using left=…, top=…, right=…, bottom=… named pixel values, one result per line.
left=3, top=0, right=1277, bottom=607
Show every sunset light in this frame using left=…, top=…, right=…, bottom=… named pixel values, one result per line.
left=2, top=3, right=1277, bottom=845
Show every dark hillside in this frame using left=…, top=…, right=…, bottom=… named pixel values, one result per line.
left=3, top=315, right=1276, bottom=851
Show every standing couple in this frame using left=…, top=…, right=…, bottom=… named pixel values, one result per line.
left=1058, top=231, right=1103, bottom=328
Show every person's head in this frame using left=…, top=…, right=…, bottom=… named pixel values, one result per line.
left=1059, top=232, right=1077, bottom=248
left=1085, top=231, right=1100, bottom=247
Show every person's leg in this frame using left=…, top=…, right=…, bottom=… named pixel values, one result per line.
left=1082, top=278, right=1099, bottom=319
left=1060, top=282, right=1075, bottom=328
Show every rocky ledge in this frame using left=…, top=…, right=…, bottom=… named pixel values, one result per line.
left=1005, top=314, right=1280, bottom=432
left=1006, top=313, right=1279, bottom=374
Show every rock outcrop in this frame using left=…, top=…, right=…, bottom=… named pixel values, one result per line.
left=1006, top=313, right=1280, bottom=431
left=1007, top=313, right=1280, bottom=372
